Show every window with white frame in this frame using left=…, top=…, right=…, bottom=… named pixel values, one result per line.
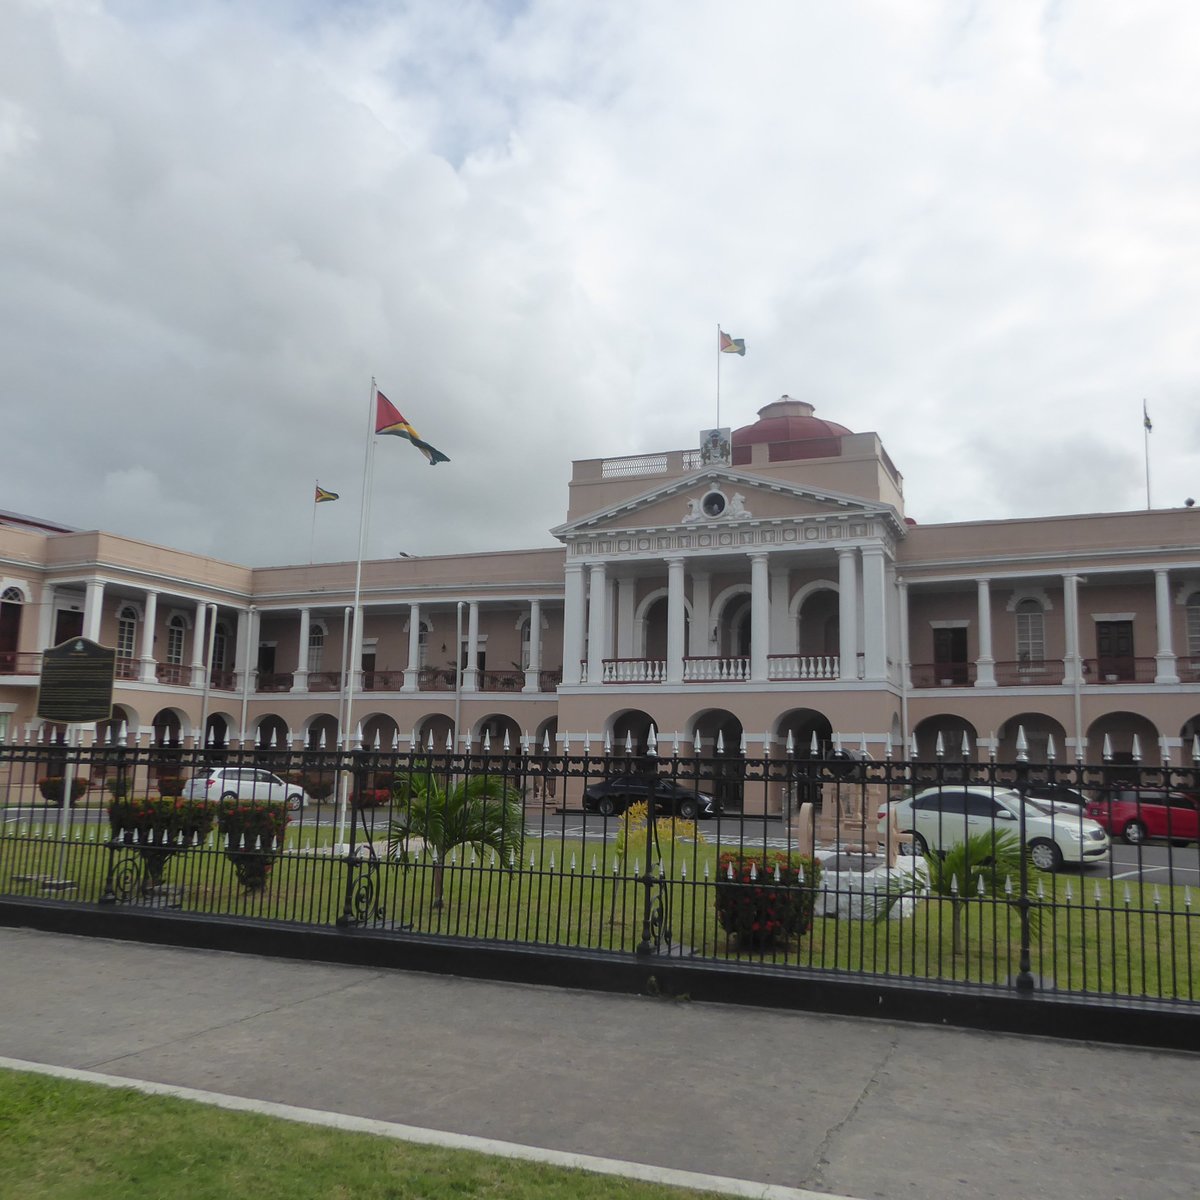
left=116, top=606, right=137, bottom=659
left=418, top=626, right=429, bottom=669
left=307, top=624, right=325, bottom=673
left=520, top=620, right=531, bottom=670
left=1187, top=591, right=1200, bottom=656
left=166, top=615, right=186, bottom=665
left=1015, top=598, right=1045, bottom=667
left=213, top=622, right=229, bottom=671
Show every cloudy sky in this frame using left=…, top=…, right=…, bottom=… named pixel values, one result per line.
left=3, top=0, right=1198, bottom=567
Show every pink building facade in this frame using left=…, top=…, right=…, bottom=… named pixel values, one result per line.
left=3, top=396, right=1200, bottom=793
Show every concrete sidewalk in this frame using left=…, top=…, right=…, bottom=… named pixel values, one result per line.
left=0, top=926, right=1196, bottom=1200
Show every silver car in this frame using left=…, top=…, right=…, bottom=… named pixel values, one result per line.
left=878, top=785, right=1110, bottom=871
left=183, top=766, right=310, bottom=810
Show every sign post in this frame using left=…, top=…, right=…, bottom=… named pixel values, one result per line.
left=36, top=638, right=117, bottom=891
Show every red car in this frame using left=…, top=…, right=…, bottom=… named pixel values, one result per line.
left=1085, top=790, right=1200, bottom=846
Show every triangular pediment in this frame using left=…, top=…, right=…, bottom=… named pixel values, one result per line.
left=552, top=466, right=904, bottom=541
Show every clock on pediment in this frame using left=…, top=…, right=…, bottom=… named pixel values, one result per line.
left=682, top=486, right=750, bottom=523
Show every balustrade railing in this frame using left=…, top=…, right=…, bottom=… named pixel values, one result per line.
left=307, top=671, right=342, bottom=692
left=479, top=669, right=525, bottom=692
left=255, top=671, right=294, bottom=693
left=601, top=658, right=667, bottom=683
left=767, top=655, right=839, bottom=681
left=156, top=663, right=191, bottom=687
left=683, top=655, right=749, bottom=682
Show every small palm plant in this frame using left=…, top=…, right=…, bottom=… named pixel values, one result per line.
left=879, top=829, right=1039, bottom=956
left=385, top=763, right=523, bottom=908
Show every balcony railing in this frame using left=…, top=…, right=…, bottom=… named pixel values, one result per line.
left=910, top=662, right=976, bottom=688
left=993, top=659, right=1058, bottom=686
left=1082, top=657, right=1158, bottom=684
left=538, top=669, right=562, bottom=692
left=417, top=668, right=456, bottom=691
left=362, top=670, right=405, bottom=691
left=0, top=651, right=41, bottom=676
left=256, top=672, right=294, bottom=693
left=601, top=658, right=667, bottom=683
left=767, top=655, right=840, bottom=681
left=155, top=663, right=190, bottom=686
left=683, top=656, right=749, bottom=682
left=208, top=669, right=236, bottom=691
left=115, top=658, right=140, bottom=680
left=478, top=669, right=524, bottom=691
left=307, top=671, right=343, bottom=692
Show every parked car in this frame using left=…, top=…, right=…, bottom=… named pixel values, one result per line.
left=1024, top=784, right=1092, bottom=809
left=582, top=776, right=717, bottom=819
left=1085, top=790, right=1200, bottom=846
left=877, top=786, right=1110, bottom=871
left=183, top=766, right=310, bottom=810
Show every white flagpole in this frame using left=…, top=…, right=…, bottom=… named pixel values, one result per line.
left=716, top=323, right=721, bottom=429
left=308, top=480, right=318, bottom=564
left=1143, top=400, right=1152, bottom=511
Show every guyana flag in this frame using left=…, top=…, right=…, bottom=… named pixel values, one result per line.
left=719, top=329, right=746, bottom=356
left=375, top=391, right=450, bottom=465
left=314, top=485, right=339, bottom=503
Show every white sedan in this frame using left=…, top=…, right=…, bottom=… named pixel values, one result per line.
left=878, top=786, right=1110, bottom=871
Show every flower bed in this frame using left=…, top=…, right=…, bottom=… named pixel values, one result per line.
left=217, top=801, right=290, bottom=890
left=106, top=797, right=216, bottom=887
left=714, top=850, right=822, bottom=947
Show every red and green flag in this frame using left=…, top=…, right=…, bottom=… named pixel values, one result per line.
left=375, top=392, right=450, bottom=465
left=719, top=329, right=746, bottom=356
left=314, top=484, right=339, bottom=503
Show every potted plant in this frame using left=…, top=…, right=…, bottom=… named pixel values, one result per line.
left=107, top=796, right=216, bottom=888
left=156, top=775, right=187, bottom=797
left=37, top=776, right=90, bottom=806
left=714, top=850, right=821, bottom=948
left=218, top=801, right=290, bottom=890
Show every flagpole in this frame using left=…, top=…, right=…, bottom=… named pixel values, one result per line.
left=309, top=480, right=318, bottom=564
left=716, top=323, right=721, bottom=428
left=1143, top=400, right=1152, bottom=511
left=336, top=379, right=377, bottom=851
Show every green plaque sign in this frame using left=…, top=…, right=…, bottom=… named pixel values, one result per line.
left=37, top=638, right=117, bottom=723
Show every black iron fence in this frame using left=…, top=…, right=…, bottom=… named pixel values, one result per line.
left=1, top=739, right=1198, bottom=1007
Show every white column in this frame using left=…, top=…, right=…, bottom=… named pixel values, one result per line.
left=245, top=607, right=261, bottom=695
left=838, top=548, right=859, bottom=680
left=523, top=599, right=543, bottom=692
left=586, top=563, right=608, bottom=683
left=690, top=571, right=712, bottom=655
left=462, top=601, right=480, bottom=690
left=666, top=557, right=686, bottom=684
left=898, top=578, right=911, bottom=689
left=83, top=579, right=105, bottom=641
left=1062, top=573, right=1082, bottom=685
left=750, top=553, right=770, bottom=681
left=189, top=600, right=208, bottom=687
left=1154, top=568, right=1179, bottom=683
left=292, top=607, right=311, bottom=692
left=403, top=603, right=422, bottom=691
left=616, top=577, right=636, bottom=658
left=562, top=563, right=586, bottom=684
left=37, top=585, right=55, bottom=650
left=861, top=546, right=887, bottom=681
left=139, top=590, right=159, bottom=682
left=770, top=568, right=793, bottom=656
left=974, top=578, right=996, bottom=687
left=232, top=606, right=248, bottom=692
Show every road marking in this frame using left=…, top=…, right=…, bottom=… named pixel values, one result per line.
left=0, top=1056, right=863, bottom=1200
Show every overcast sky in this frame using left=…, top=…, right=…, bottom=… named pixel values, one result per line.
left=3, top=0, right=1198, bottom=568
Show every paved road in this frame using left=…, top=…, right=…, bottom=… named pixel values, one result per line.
left=1, top=926, right=1197, bottom=1200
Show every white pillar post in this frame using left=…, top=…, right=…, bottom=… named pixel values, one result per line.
left=523, top=599, right=543, bottom=692
left=83, top=579, right=105, bottom=642
left=770, top=567, right=793, bottom=656
left=898, top=578, right=911, bottom=689
left=974, top=578, right=996, bottom=686
left=1062, top=573, right=1082, bottom=686
left=189, top=599, right=208, bottom=687
left=462, top=601, right=480, bottom=690
left=838, top=548, right=858, bottom=681
left=403, top=602, right=422, bottom=691
left=586, top=563, right=608, bottom=684
left=1154, top=568, right=1179, bottom=683
left=36, top=584, right=55, bottom=650
left=666, top=557, right=686, bottom=684
left=562, top=563, right=586, bottom=684
left=750, top=553, right=770, bottom=681
left=139, top=590, right=159, bottom=683
left=690, top=571, right=712, bottom=655
left=861, top=546, right=887, bottom=681
left=292, top=607, right=311, bottom=692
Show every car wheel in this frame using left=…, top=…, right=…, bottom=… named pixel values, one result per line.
left=679, top=798, right=698, bottom=820
left=1029, top=838, right=1063, bottom=872
left=285, top=793, right=303, bottom=811
left=220, top=791, right=237, bottom=802
left=597, top=796, right=616, bottom=817
left=908, top=831, right=929, bottom=856
left=1170, top=839, right=1191, bottom=848
left=1123, top=820, right=1147, bottom=846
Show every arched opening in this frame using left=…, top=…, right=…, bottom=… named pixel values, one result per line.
left=0, top=586, right=24, bottom=672
left=1086, top=712, right=1161, bottom=770
left=255, top=714, right=289, bottom=749
left=689, top=708, right=745, bottom=812
left=609, top=708, right=658, bottom=756
left=775, top=708, right=835, bottom=815
left=995, top=712, right=1068, bottom=763
left=416, top=712, right=455, bottom=752
left=475, top=712, right=521, bottom=754
left=305, top=713, right=339, bottom=750
left=912, top=714, right=981, bottom=781
left=797, top=589, right=839, bottom=659
left=361, top=713, right=400, bottom=752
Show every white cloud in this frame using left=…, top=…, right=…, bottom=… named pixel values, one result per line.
left=2, top=0, right=1198, bottom=565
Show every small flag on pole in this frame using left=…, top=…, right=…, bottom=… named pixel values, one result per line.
left=719, top=329, right=746, bottom=356
left=314, top=485, right=339, bottom=503
left=1143, top=400, right=1152, bottom=432
left=375, top=391, right=450, bottom=465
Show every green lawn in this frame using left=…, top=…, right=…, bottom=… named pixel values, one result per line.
left=0, top=1069, right=718, bottom=1200
left=3, top=823, right=1198, bottom=1001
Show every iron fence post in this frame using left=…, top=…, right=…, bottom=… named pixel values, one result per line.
left=336, top=746, right=370, bottom=927
left=1014, top=748, right=1035, bottom=992
left=636, top=744, right=660, bottom=957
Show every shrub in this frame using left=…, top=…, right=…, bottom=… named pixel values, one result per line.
left=107, top=796, right=216, bottom=842
left=156, top=775, right=186, bottom=797
left=714, top=850, right=822, bottom=947
left=614, top=800, right=706, bottom=861
left=105, top=777, right=131, bottom=800
left=36, top=777, right=90, bottom=805
left=302, top=773, right=337, bottom=802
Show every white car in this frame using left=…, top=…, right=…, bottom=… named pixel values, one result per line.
left=878, top=786, right=1110, bottom=872
left=183, top=766, right=310, bottom=810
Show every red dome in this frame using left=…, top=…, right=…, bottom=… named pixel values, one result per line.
left=731, top=397, right=851, bottom=465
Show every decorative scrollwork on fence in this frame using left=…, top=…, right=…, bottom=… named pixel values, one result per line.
left=105, top=850, right=144, bottom=903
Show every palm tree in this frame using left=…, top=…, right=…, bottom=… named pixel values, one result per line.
left=386, top=765, right=523, bottom=908
left=879, top=829, right=1038, bottom=956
